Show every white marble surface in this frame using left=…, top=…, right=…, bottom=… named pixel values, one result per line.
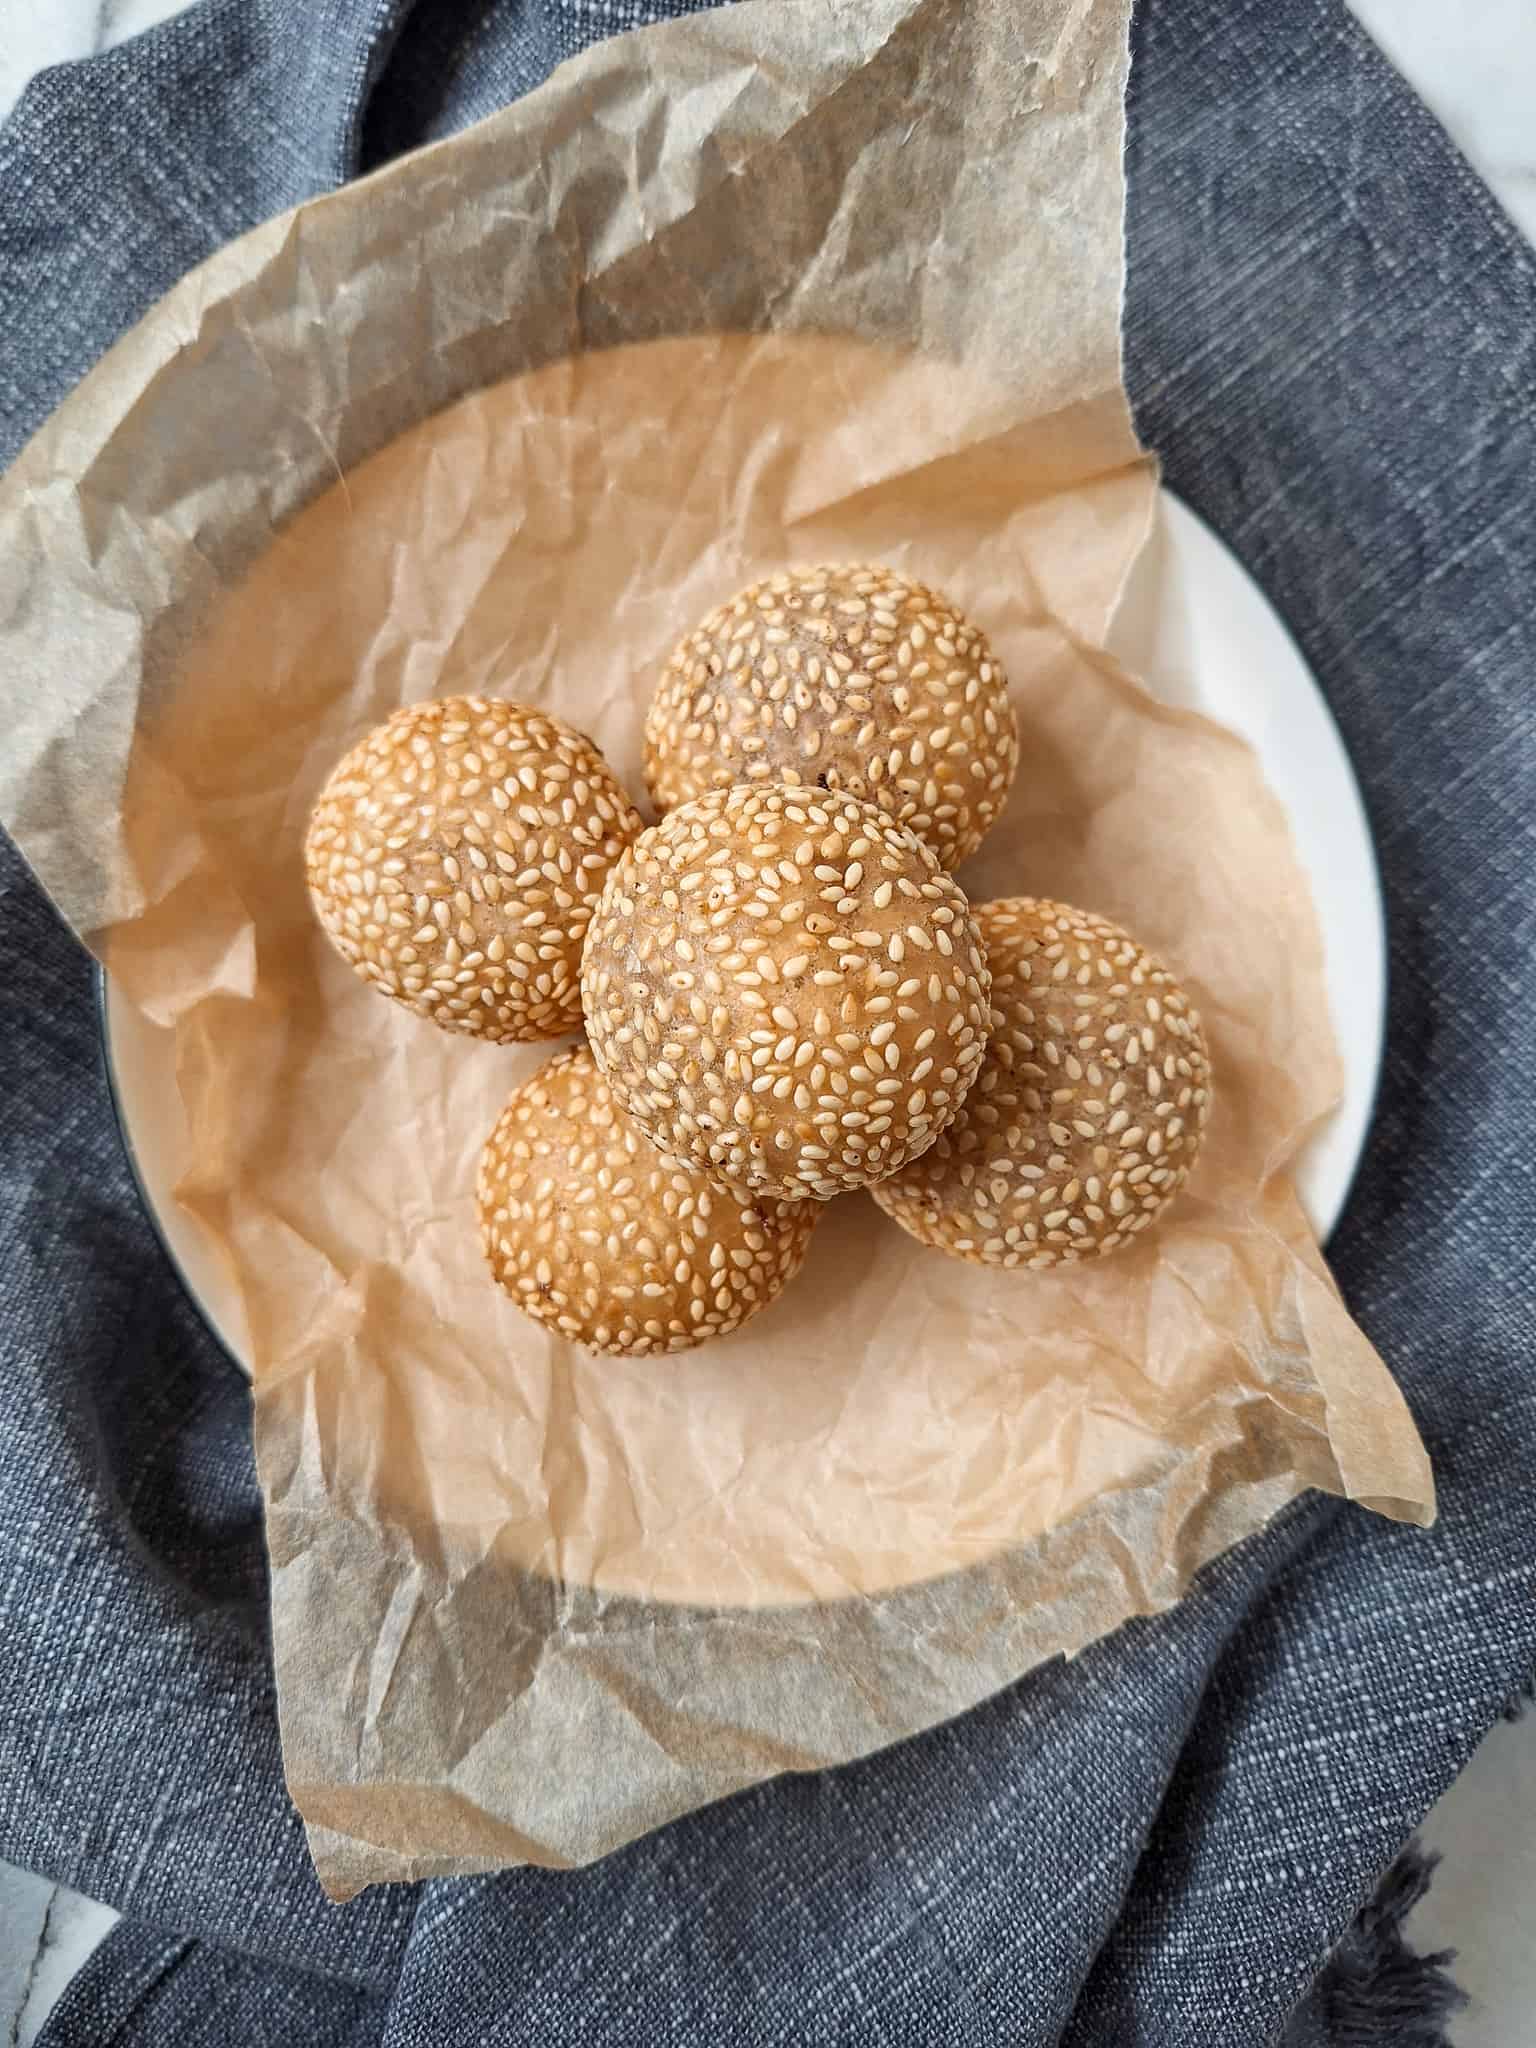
left=1350, top=0, right=1536, bottom=246
left=1414, top=1713, right=1536, bottom=2048
left=0, top=0, right=190, bottom=124
left=0, top=2, right=1533, bottom=2044
left=0, top=1863, right=118, bottom=2045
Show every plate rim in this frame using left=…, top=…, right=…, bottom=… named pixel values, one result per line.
left=96, top=973, right=246, bottom=1378
left=1133, top=492, right=1388, bottom=1244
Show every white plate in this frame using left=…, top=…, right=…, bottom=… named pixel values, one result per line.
left=102, top=491, right=1386, bottom=1371
left=1104, top=493, right=1386, bottom=1233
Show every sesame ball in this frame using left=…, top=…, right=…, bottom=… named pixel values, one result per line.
left=643, top=563, right=1019, bottom=871
left=305, top=698, right=642, bottom=1043
left=580, top=785, right=993, bottom=1201
left=478, top=1044, right=819, bottom=1356
left=871, top=898, right=1212, bottom=1267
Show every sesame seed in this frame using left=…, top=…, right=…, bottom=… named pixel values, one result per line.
left=306, top=697, right=642, bottom=1045
left=641, top=564, right=1019, bottom=871
left=478, top=1045, right=818, bottom=1356
left=581, top=785, right=991, bottom=1201
left=871, top=896, right=1212, bottom=1269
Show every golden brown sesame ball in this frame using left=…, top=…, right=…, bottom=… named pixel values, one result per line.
left=305, top=698, right=642, bottom=1043
left=478, top=1044, right=819, bottom=1356
left=871, top=898, right=1212, bottom=1268
left=643, top=563, right=1019, bottom=872
left=580, top=785, right=993, bottom=1202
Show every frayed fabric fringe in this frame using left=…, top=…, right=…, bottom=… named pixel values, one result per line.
left=1280, top=1841, right=1466, bottom=2048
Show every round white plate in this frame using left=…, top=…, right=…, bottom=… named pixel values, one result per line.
left=1104, top=493, right=1386, bottom=1231
left=102, top=491, right=1386, bottom=1372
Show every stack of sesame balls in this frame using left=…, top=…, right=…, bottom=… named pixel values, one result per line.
left=306, top=564, right=1213, bottom=1357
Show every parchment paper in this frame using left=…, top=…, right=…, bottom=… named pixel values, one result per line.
left=0, top=0, right=1432, bottom=1898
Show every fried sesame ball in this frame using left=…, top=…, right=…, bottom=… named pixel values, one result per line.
left=580, top=785, right=992, bottom=1202
left=478, top=1044, right=818, bottom=1355
left=643, top=563, right=1019, bottom=871
left=305, top=698, right=642, bottom=1043
left=871, top=897, right=1212, bottom=1267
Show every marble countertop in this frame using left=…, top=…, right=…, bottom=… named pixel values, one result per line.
left=1, top=3, right=1533, bottom=2044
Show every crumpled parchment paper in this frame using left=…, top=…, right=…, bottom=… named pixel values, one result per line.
left=0, top=0, right=1432, bottom=1898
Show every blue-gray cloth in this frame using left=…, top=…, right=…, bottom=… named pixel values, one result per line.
left=2, top=0, right=1533, bottom=2041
